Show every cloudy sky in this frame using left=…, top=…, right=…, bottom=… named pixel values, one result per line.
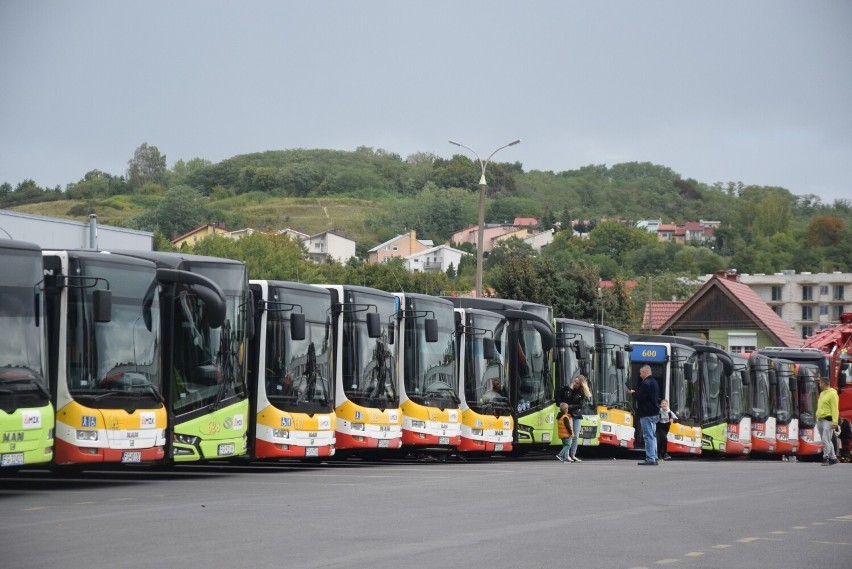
left=2, top=1, right=850, bottom=203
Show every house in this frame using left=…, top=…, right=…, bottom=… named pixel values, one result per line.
left=523, top=229, right=555, bottom=252
left=224, top=228, right=258, bottom=240
left=512, top=217, right=539, bottom=228
left=405, top=244, right=469, bottom=274
left=451, top=224, right=520, bottom=253
left=367, top=230, right=433, bottom=264
left=303, top=230, right=356, bottom=264
left=276, top=228, right=310, bottom=241
left=170, top=223, right=230, bottom=248
left=657, top=270, right=802, bottom=352
left=494, top=228, right=530, bottom=246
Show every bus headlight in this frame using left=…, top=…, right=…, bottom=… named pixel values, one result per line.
left=174, top=434, right=200, bottom=445
left=471, top=429, right=484, bottom=436
left=411, top=420, right=427, bottom=429
left=351, top=423, right=365, bottom=431
left=272, top=429, right=290, bottom=439
left=76, top=430, right=98, bottom=441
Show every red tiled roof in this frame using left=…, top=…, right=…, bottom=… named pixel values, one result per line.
left=642, top=301, right=685, bottom=331
left=600, top=279, right=637, bottom=290
left=513, top=217, right=538, bottom=227
left=661, top=273, right=802, bottom=347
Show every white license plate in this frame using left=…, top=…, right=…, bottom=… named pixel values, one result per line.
left=121, top=451, right=141, bottom=463
left=217, top=443, right=235, bottom=456
left=438, top=437, right=450, bottom=445
left=494, top=443, right=503, bottom=452
left=542, top=433, right=551, bottom=442
left=378, top=439, right=389, bottom=448
left=1, top=453, right=24, bottom=467
left=305, top=447, right=319, bottom=457
left=620, top=440, right=628, bottom=447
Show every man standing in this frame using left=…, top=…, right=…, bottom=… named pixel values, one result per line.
left=816, top=377, right=839, bottom=466
left=630, top=365, right=660, bottom=465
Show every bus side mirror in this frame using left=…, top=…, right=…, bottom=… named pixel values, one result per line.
left=290, top=312, right=306, bottom=341
left=683, top=363, right=693, bottom=382
left=575, top=341, right=588, bottom=361
left=723, top=359, right=734, bottom=376
left=740, top=370, right=751, bottom=386
left=93, top=289, right=112, bottom=323
left=425, top=318, right=438, bottom=343
left=768, top=369, right=778, bottom=386
left=615, top=350, right=625, bottom=370
left=483, top=337, right=498, bottom=360
left=789, top=377, right=797, bottom=393
left=366, top=312, right=381, bottom=338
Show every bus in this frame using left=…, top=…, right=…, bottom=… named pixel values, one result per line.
left=1, top=239, right=53, bottom=469
left=454, top=307, right=513, bottom=453
left=554, top=319, right=598, bottom=448
left=248, top=280, right=335, bottom=459
left=744, top=352, right=776, bottom=454
left=43, top=250, right=166, bottom=466
left=445, top=297, right=555, bottom=449
left=320, top=285, right=401, bottom=453
left=396, top=293, right=461, bottom=453
left=110, top=251, right=250, bottom=462
left=767, top=356, right=799, bottom=457
left=594, top=324, right=633, bottom=449
left=629, top=336, right=702, bottom=455
left=753, top=347, right=827, bottom=457
left=726, top=355, right=753, bottom=455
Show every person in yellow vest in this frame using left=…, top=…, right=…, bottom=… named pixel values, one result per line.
left=555, top=402, right=575, bottom=463
left=816, top=378, right=839, bottom=466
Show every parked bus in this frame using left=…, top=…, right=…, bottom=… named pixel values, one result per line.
left=43, top=250, right=166, bottom=466
left=744, top=352, right=776, bottom=454
left=396, top=293, right=461, bottom=452
left=726, top=354, right=753, bottom=455
left=454, top=306, right=513, bottom=453
left=320, top=285, right=401, bottom=453
left=753, top=347, right=827, bottom=457
left=594, top=324, right=633, bottom=449
left=1, top=239, right=54, bottom=469
left=248, top=280, right=335, bottom=459
left=629, top=336, right=702, bottom=455
left=554, top=319, right=598, bottom=448
left=445, top=297, right=555, bottom=449
left=110, top=251, right=250, bottom=462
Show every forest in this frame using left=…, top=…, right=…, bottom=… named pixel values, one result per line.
left=3, top=143, right=851, bottom=332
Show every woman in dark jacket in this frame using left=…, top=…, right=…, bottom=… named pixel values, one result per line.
left=563, top=375, right=591, bottom=462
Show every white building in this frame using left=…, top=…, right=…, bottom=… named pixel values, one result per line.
left=735, top=271, right=851, bottom=339
left=1, top=209, right=152, bottom=250
left=523, top=229, right=555, bottom=253
left=303, top=230, right=356, bottom=264
left=405, top=244, right=469, bottom=274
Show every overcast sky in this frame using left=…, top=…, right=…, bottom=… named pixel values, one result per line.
left=2, top=1, right=850, bottom=203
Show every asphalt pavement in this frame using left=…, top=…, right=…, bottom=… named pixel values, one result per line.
left=2, top=453, right=850, bottom=569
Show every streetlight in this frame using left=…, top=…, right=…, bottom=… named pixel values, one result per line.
left=448, top=138, right=521, bottom=297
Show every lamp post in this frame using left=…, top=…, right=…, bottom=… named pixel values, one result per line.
left=448, top=138, right=521, bottom=297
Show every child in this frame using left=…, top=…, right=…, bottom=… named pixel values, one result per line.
left=556, top=402, right=575, bottom=463
left=657, top=399, right=678, bottom=460
left=840, top=418, right=851, bottom=462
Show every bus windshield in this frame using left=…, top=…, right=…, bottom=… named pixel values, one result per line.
left=597, top=328, right=629, bottom=410
left=513, top=320, right=549, bottom=413
left=797, top=365, right=819, bottom=429
left=555, top=323, right=594, bottom=408
left=701, top=353, right=724, bottom=424
left=726, top=368, right=749, bottom=423
left=264, top=288, right=332, bottom=413
left=341, top=291, right=397, bottom=409
left=403, top=299, right=459, bottom=408
left=66, top=258, right=162, bottom=408
left=172, top=263, right=248, bottom=416
left=0, top=246, right=48, bottom=405
left=751, top=367, right=770, bottom=422
left=671, top=349, right=699, bottom=425
left=466, top=312, right=509, bottom=415
left=773, top=362, right=795, bottom=424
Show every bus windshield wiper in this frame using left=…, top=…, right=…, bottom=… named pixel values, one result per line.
left=0, top=376, right=50, bottom=399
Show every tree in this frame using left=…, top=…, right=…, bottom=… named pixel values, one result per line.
left=129, top=185, right=208, bottom=238
left=805, top=215, right=845, bottom=247
left=127, top=143, right=167, bottom=190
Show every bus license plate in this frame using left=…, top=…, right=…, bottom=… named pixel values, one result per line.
left=305, top=447, right=319, bottom=457
left=1, top=453, right=24, bottom=467
left=439, top=437, right=450, bottom=445
left=121, top=451, right=142, bottom=463
left=378, top=439, right=389, bottom=448
left=542, top=433, right=551, bottom=442
left=217, top=443, right=235, bottom=456
left=494, top=443, right=503, bottom=452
